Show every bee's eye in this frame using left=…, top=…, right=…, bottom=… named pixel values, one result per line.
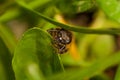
left=59, top=37, right=62, bottom=40
left=58, top=30, right=71, bottom=44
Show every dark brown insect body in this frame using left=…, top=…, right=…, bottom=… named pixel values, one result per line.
left=47, top=28, right=72, bottom=54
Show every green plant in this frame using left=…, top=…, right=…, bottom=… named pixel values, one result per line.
left=1, top=0, right=120, bottom=80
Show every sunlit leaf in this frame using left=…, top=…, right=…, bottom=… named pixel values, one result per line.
left=96, top=0, right=120, bottom=23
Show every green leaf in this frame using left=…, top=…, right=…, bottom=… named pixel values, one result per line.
left=0, top=0, right=13, bottom=15
left=15, top=0, right=120, bottom=35
left=78, top=35, right=98, bottom=61
left=91, top=35, right=115, bottom=59
left=55, top=0, right=94, bottom=15
left=0, top=0, right=50, bottom=23
left=0, top=24, right=16, bottom=54
left=91, top=74, right=110, bottom=80
left=12, top=28, right=64, bottom=80
left=0, top=37, right=15, bottom=80
left=96, top=0, right=120, bottom=23
left=0, top=60, right=7, bottom=80
left=115, top=64, right=120, bottom=80
left=48, top=51, right=120, bottom=80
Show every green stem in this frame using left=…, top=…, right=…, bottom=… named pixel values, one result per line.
left=15, top=0, right=120, bottom=35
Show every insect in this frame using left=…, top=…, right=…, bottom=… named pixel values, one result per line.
left=47, top=28, right=72, bottom=54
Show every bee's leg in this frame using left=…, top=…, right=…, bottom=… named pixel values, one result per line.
left=60, top=44, right=66, bottom=50
left=59, top=45, right=67, bottom=54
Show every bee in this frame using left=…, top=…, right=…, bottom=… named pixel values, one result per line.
left=47, top=28, right=72, bottom=54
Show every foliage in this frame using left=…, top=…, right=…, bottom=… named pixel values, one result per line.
left=0, top=0, right=120, bottom=80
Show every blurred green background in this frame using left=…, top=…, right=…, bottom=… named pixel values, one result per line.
left=1, top=0, right=120, bottom=80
